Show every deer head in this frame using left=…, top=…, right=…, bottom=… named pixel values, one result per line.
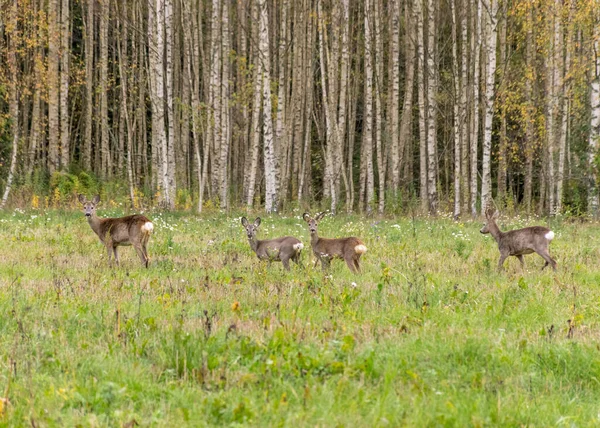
left=78, top=194, right=101, bottom=218
left=303, top=212, right=327, bottom=235
left=241, top=217, right=261, bottom=241
left=480, top=206, right=499, bottom=234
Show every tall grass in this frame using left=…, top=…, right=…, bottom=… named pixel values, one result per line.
left=0, top=208, right=598, bottom=426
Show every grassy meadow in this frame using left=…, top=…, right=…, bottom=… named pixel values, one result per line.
left=1, top=207, right=600, bottom=426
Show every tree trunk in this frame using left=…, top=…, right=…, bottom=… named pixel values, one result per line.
left=48, top=0, right=60, bottom=174
left=470, top=0, right=482, bottom=216
left=1, top=0, right=19, bottom=209
left=360, top=0, right=375, bottom=214
left=60, top=0, right=70, bottom=170
left=451, top=0, right=461, bottom=219
left=426, top=0, right=438, bottom=214
left=588, top=18, right=600, bottom=217
left=415, top=0, right=427, bottom=213
left=480, top=0, right=498, bottom=209
left=523, top=5, right=534, bottom=212
left=374, top=0, right=386, bottom=215
left=259, top=0, right=279, bottom=213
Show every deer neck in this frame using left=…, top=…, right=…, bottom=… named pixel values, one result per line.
left=248, top=236, right=259, bottom=253
left=488, top=220, right=504, bottom=243
left=87, top=213, right=104, bottom=239
left=310, top=231, right=319, bottom=247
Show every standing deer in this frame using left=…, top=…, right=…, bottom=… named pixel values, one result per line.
left=480, top=207, right=557, bottom=271
left=303, top=212, right=367, bottom=273
left=241, top=217, right=304, bottom=271
left=78, top=194, right=154, bottom=267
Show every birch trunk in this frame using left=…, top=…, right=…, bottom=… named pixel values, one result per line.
left=470, top=0, right=482, bottom=216
left=60, top=0, right=70, bottom=169
left=83, top=0, right=93, bottom=171
left=426, top=0, right=438, bottom=214
left=374, top=0, right=386, bottom=214
left=219, top=0, right=230, bottom=209
left=556, top=0, right=573, bottom=214
left=460, top=0, right=469, bottom=213
left=164, top=0, right=176, bottom=208
left=1, top=0, right=19, bottom=209
left=390, top=0, right=401, bottom=196
left=399, top=0, right=415, bottom=197
left=361, top=0, right=375, bottom=213
left=259, top=0, right=279, bottom=213
left=588, top=20, right=600, bottom=217
left=415, top=0, right=427, bottom=213
left=523, top=6, right=534, bottom=212
left=480, top=0, right=498, bottom=209
left=246, top=2, right=263, bottom=208
left=48, top=0, right=60, bottom=174
left=451, top=0, right=461, bottom=219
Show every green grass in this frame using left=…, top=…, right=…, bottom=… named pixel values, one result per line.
left=1, top=208, right=599, bottom=426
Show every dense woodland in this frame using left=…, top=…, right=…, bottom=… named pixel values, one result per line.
left=0, top=0, right=599, bottom=216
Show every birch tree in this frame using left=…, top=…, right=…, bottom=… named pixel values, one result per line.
left=259, top=0, right=279, bottom=213
left=480, top=0, right=498, bottom=209
left=588, top=14, right=600, bottom=217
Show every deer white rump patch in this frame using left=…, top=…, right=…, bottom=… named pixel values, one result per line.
left=293, top=243, right=304, bottom=251
left=545, top=231, right=555, bottom=241
left=142, top=222, right=154, bottom=233
left=355, top=244, right=367, bottom=254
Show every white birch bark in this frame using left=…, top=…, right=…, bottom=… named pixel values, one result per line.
left=362, top=0, right=375, bottom=213
left=60, top=0, right=70, bottom=170
left=246, top=2, right=263, bottom=208
left=470, top=0, right=482, bottom=216
left=259, top=0, right=279, bottom=213
left=588, top=20, right=600, bottom=217
left=48, top=0, right=60, bottom=174
left=1, top=0, right=19, bottom=209
left=219, top=0, right=230, bottom=209
left=451, top=0, right=461, bottom=219
left=83, top=0, right=93, bottom=171
left=415, top=0, right=427, bottom=213
left=164, top=0, right=175, bottom=208
left=426, top=0, right=438, bottom=214
left=374, top=0, right=386, bottom=214
left=99, top=0, right=109, bottom=177
left=480, top=0, right=498, bottom=210
left=390, top=0, right=401, bottom=195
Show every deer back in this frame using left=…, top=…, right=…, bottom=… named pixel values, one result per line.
left=501, top=226, right=553, bottom=254
left=256, top=236, right=302, bottom=260
left=95, top=215, right=152, bottom=245
left=313, top=236, right=363, bottom=258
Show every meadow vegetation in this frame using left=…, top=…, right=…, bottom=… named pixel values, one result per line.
left=0, top=207, right=599, bottom=426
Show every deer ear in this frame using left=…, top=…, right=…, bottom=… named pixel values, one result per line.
left=241, top=217, right=249, bottom=227
left=303, top=213, right=311, bottom=223
left=492, top=210, right=499, bottom=219
left=315, top=212, right=327, bottom=221
left=78, top=194, right=86, bottom=204
left=254, top=217, right=261, bottom=227
left=92, top=194, right=100, bottom=205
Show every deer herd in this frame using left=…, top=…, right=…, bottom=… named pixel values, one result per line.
left=77, top=194, right=557, bottom=273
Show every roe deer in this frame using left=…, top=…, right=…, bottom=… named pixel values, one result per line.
left=241, top=217, right=304, bottom=271
left=79, top=194, right=154, bottom=267
left=480, top=207, right=557, bottom=271
left=303, top=212, right=367, bottom=273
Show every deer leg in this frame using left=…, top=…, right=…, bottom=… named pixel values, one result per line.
left=134, top=244, right=148, bottom=268
left=538, top=250, right=557, bottom=271
left=113, top=245, right=120, bottom=266
left=497, top=252, right=508, bottom=272
left=105, top=244, right=113, bottom=266
left=281, top=257, right=291, bottom=271
left=354, top=258, right=361, bottom=274
left=516, top=255, right=525, bottom=270
left=345, top=257, right=357, bottom=273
